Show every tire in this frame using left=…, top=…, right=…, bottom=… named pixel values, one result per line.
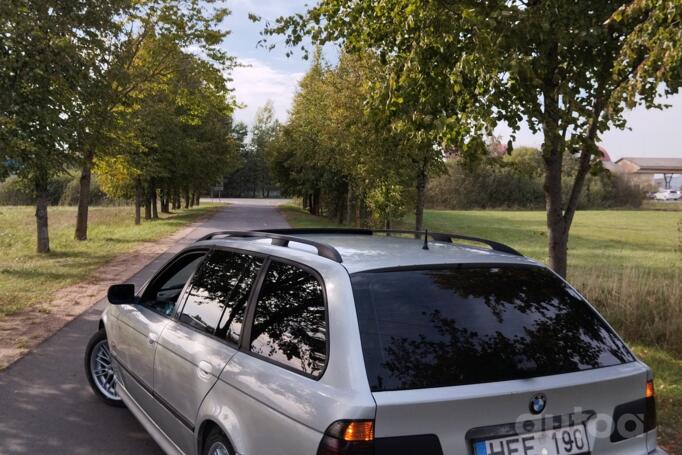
left=84, top=328, right=125, bottom=407
left=203, top=427, right=234, bottom=455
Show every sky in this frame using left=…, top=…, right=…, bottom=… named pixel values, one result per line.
left=223, top=0, right=681, bottom=161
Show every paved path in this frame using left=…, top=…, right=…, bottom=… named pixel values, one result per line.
left=0, top=200, right=289, bottom=455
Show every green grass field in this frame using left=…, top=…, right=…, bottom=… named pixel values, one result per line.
left=0, top=204, right=218, bottom=317
left=280, top=204, right=682, bottom=451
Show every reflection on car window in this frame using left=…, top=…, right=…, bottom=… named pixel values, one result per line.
left=351, top=266, right=635, bottom=392
left=146, top=255, right=205, bottom=317
left=179, top=250, right=263, bottom=338
left=250, top=261, right=327, bottom=377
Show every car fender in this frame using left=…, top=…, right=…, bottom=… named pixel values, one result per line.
left=195, top=382, right=246, bottom=455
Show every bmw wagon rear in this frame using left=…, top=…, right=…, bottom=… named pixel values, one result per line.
left=340, top=263, right=662, bottom=455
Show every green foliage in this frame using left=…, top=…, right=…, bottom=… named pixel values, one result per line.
left=224, top=105, right=282, bottom=198
left=0, top=174, right=74, bottom=206
left=0, top=172, right=113, bottom=206
left=611, top=0, right=682, bottom=107
left=0, top=176, right=33, bottom=205
left=59, top=174, right=109, bottom=206
left=0, top=0, right=125, bottom=188
left=94, top=41, right=238, bottom=205
left=1, top=0, right=236, bottom=249
left=264, top=0, right=682, bottom=275
left=269, top=51, right=419, bottom=226
left=428, top=155, right=644, bottom=210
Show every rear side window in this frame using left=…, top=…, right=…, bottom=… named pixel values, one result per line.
left=179, top=250, right=263, bottom=339
left=250, top=260, right=327, bottom=377
left=351, top=266, right=635, bottom=392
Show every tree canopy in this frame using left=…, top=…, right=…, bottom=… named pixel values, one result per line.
left=263, top=0, right=682, bottom=275
left=0, top=0, right=238, bottom=251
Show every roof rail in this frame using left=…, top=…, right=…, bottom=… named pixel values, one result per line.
left=382, top=230, right=521, bottom=256
left=196, top=230, right=343, bottom=263
left=260, top=228, right=522, bottom=257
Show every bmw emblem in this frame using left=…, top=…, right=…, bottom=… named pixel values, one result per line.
left=529, top=393, right=547, bottom=415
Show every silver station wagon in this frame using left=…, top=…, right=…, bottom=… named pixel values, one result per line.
left=84, top=229, right=666, bottom=455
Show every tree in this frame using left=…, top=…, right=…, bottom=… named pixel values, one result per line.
left=263, top=1, right=682, bottom=276
left=100, top=45, right=238, bottom=220
left=0, top=0, right=125, bottom=252
left=269, top=50, right=414, bottom=226
left=251, top=102, right=280, bottom=197
left=73, top=0, right=234, bottom=239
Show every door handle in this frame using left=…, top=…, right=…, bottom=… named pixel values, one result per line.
left=198, top=360, right=214, bottom=377
left=148, top=333, right=159, bottom=345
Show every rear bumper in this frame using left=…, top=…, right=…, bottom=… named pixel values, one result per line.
left=650, top=447, right=668, bottom=455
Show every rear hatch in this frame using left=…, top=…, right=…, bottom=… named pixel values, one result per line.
left=350, top=265, right=654, bottom=455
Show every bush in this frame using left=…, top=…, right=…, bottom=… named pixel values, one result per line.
left=427, top=160, right=545, bottom=209
left=428, top=153, right=644, bottom=210
left=59, top=173, right=109, bottom=206
left=0, top=172, right=114, bottom=206
left=0, top=175, right=33, bottom=205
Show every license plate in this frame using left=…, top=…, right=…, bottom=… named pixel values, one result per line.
left=473, top=424, right=590, bottom=455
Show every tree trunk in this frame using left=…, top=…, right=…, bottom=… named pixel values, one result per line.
left=541, top=100, right=569, bottom=276
left=194, top=192, right=200, bottom=206
left=74, top=152, right=93, bottom=241
left=173, top=191, right=181, bottom=210
left=346, top=185, right=353, bottom=227
left=540, top=43, right=571, bottom=278
left=144, top=185, right=151, bottom=220
left=160, top=189, right=169, bottom=213
left=415, top=161, right=428, bottom=234
left=150, top=181, right=158, bottom=220
left=354, top=192, right=362, bottom=227
left=544, top=152, right=569, bottom=277
left=35, top=180, right=50, bottom=253
left=184, top=189, right=190, bottom=209
left=134, top=177, right=142, bottom=225
left=312, top=189, right=321, bottom=216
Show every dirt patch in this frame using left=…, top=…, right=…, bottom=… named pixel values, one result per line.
left=0, top=219, right=207, bottom=370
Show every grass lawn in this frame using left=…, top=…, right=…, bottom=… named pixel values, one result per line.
left=280, top=204, right=682, bottom=452
left=0, top=204, right=219, bottom=317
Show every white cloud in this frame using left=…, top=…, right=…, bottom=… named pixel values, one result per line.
left=230, top=57, right=304, bottom=125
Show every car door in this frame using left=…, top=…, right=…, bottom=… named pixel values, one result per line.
left=153, top=249, right=265, bottom=455
left=217, top=258, right=331, bottom=455
left=110, top=251, right=207, bottom=422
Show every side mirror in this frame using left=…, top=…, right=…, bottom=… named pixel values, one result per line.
left=107, top=284, right=136, bottom=305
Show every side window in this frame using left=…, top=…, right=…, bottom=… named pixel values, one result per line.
left=142, top=253, right=206, bottom=317
left=250, top=260, right=327, bottom=377
left=179, top=250, right=263, bottom=339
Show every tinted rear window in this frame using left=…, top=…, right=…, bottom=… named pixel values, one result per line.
left=351, top=266, right=634, bottom=392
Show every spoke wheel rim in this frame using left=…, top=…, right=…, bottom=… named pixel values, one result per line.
left=207, top=442, right=230, bottom=455
left=89, top=339, right=120, bottom=401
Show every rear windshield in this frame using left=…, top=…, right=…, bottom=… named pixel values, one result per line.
left=351, top=266, right=634, bottom=392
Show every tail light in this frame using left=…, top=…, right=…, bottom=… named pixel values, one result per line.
left=610, top=379, right=657, bottom=442
left=644, top=379, right=657, bottom=431
left=317, top=420, right=375, bottom=455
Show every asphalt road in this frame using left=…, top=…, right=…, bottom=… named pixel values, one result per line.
left=0, top=200, right=289, bottom=455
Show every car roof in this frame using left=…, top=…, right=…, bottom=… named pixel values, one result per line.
left=202, top=232, right=539, bottom=274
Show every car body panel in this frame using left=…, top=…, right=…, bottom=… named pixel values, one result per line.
left=194, top=234, right=540, bottom=274
left=153, top=322, right=238, bottom=455
left=198, top=258, right=375, bottom=455
left=117, top=381, right=186, bottom=455
left=373, top=361, right=650, bottom=454
left=107, top=303, right=171, bottom=424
